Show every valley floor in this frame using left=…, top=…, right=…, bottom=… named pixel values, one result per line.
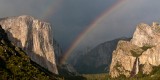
left=82, top=71, right=160, bottom=80
left=83, top=73, right=110, bottom=80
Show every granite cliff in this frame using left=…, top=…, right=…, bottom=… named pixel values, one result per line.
left=110, top=22, right=160, bottom=78
left=0, top=15, right=58, bottom=74
left=0, top=25, right=58, bottom=79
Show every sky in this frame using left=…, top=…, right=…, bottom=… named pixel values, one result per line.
left=1, top=0, right=160, bottom=54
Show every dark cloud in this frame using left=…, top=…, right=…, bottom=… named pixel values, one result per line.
left=0, top=0, right=58, bottom=18
left=1, top=0, right=160, bottom=53
left=50, top=0, right=117, bottom=51
left=74, top=0, right=160, bottom=51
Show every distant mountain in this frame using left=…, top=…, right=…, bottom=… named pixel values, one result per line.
left=69, top=37, right=130, bottom=74
left=0, top=15, right=58, bottom=74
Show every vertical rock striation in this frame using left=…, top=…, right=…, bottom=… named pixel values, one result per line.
left=0, top=15, right=58, bottom=74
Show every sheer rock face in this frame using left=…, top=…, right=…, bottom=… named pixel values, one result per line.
left=109, top=41, right=137, bottom=77
left=0, top=15, right=58, bottom=74
left=110, top=22, right=160, bottom=78
left=131, top=22, right=160, bottom=47
left=139, top=44, right=160, bottom=66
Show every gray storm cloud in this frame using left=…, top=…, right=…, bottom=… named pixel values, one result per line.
left=0, top=0, right=117, bottom=51
left=74, top=0, right=160, bottom=51
left=1, top=0, right=160, bottom=53
left=50, top=0, right=117, bottom=51
left=0, top=0, right=58, bottom=19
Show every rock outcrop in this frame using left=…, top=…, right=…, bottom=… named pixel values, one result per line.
left=131, top=22, right=160, bottom=47
left=110, top=22, right=160, bottom=78
left=0, top=15, right=58, bottom=74
left=69, top=37, right=130, bottom=74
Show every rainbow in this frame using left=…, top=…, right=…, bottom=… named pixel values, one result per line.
left=59, top=0, right=128, bottom=64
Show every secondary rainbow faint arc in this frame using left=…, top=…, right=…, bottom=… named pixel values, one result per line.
left=42, top=0, right=63, bottom=20
left=60, top=0, right=128, bottom=64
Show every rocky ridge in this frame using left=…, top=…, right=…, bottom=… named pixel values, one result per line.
left=69, top=37, right=130, bottom=74
left=0, top=15, right=58, bottom=74
left=110, top=22, right=160, bottom=78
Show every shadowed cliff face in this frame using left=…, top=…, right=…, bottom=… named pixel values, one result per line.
left=0, top=15, right=58, bottom=74
left=53, top=38, right=62, bottom=65
left=110, top=22, right=160, bottom=78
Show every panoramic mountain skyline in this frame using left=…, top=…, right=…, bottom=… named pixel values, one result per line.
left=0, top=0, right=160, bottom=54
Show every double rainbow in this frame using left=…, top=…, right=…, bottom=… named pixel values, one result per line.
left=42, top=0, right=128, bottom=64
left=59, top=0, right=128, bottom=64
